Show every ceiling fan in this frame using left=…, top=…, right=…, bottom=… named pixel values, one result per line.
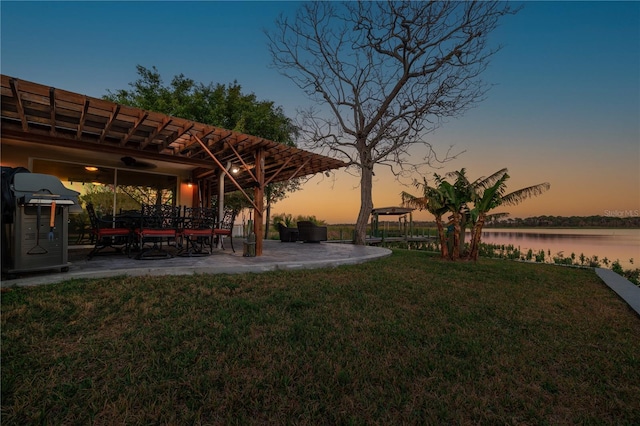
left=120, top=156, right=157, bottom=169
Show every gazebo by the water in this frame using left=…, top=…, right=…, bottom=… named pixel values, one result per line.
left=370, top=207, right=415, bottom=239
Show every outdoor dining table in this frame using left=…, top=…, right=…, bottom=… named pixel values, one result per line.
left=114, top=210, right=142, bottom=230
left=104, top=210, right=143, bottom=254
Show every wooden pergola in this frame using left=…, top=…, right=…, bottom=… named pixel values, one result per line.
left=0, top=75, right=347, bottom=255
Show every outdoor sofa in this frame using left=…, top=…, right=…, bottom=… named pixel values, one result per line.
left=296, top=221, right=328, bottom=243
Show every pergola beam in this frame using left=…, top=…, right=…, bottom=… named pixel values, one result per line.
left=49, top=87, right=56, bottom=136
left=226, top=139, right=257, bottom=182
left=140, top=116, right=171, bottom=150
left=76, top=97, right=89, bottom=139
left=9, top=78, right=28, bottom=131
left=192, top=133, right=260, bottom=212
left=121, top=111, right=149, bottom=146
left=264, top=156, right=295, bottom=187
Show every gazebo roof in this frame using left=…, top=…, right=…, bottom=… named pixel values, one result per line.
left=371, top=207, right=414, bottom=216
left=0, top=75, right=347, bottom=192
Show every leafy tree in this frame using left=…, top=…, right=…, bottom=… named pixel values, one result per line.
left=78, top=184, right=152, bottom=215
left=267, top=1, right=516, bottom=244
left=272, top=213, right=295, bottom=228
left=105, top=65, right=301, bottom=228
left=263, top=181, right=302, bottom=238
left=295, top=215, right=325, bottom=226
left=271, top=213, right=326, bottom=229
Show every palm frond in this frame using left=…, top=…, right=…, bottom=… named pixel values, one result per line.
left=401, top=192, right=427, bottom=210
left=501, top=182, right=550, bottom=206
left=433, top=173, right=446, bottom=186
left=448, top=168, right=471, bottom=187
left=473, top=168, right=509, bottom=190
left=444, top=168, right=464, bottom=179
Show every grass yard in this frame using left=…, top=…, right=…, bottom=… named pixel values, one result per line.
left=2, top=250, right=640, bottom=424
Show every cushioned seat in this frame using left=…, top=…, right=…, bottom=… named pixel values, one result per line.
left=297, top=221, right=327, bottom=243
left=135, top=204, right=180, bottom=259
left=86, top=203, right=132, bottom=259
left=213, top=207, right=238, bottom=252
left=177, top=207, right=216, bottom=256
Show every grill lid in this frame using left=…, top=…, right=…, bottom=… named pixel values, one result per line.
left=12, top=173, right=80, bottom=206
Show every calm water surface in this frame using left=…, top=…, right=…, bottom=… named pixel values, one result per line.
left=478, top=228, right=640, bottom=268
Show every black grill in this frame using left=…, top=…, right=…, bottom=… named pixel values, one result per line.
left=2, top=167, right=80, bottom=278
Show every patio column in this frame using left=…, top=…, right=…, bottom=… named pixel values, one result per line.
left=253, top=148, right=265, bottom=256
left=217, top=167, right=226, bottom=248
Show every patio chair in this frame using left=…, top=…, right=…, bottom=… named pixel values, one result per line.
left=177, top=206, right=216, bottom=256
left=134, top=204, right=180, bottom=259
left=278, top=222, right=299, bottom=242
left=86, top=203, right=132, bottom=259
left=213, top=207, right=238, bottom=252
left=297, top=221, right=327, bottom=243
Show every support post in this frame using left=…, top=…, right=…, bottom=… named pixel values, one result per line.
left=217, top=168, right=226, bottom=248
left=253, top=148, right=265, bottom=256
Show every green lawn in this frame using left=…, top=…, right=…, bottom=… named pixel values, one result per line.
left=2, top=250, right=639, bottom=424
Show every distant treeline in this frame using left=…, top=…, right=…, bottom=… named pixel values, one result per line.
left=487, top=215, right=640, bottom=228
left=330, top=215, right=640, bottom=230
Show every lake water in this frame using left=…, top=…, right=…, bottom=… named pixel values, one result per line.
left=477, top=228, right=640, bottom=269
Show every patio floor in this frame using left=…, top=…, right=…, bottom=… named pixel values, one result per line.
left=2, top=240, right=392, bottom=287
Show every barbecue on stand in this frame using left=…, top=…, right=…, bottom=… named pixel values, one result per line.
left=2, top=168, right=80, bottom=278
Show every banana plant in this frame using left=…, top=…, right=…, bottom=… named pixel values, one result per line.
left=402, top=167, right=550, bottom=262
left=467, top=169, right=550, bottom=260
left=437, top=169, right=474, bottom=260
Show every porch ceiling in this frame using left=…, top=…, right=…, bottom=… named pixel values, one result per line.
left=1, top=75, right=347, bottom=192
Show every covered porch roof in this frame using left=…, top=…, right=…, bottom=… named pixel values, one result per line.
left=0, top=75, right=347, bottom=193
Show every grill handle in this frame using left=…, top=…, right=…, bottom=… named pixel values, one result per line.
left=48, top=201, right=56, bottom=240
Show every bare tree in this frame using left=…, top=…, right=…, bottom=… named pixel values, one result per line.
left=267, top=1, right=516, bottom=244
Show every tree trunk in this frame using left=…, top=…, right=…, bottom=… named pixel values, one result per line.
left=264, top=200, right=271, bottom=240
left=459, top=214, right=468, bottom=257
left=469, top=214, right=486, bottom=261
left=435, top=217, right=449, bottom=259
left=354, top=166, right=374, bottom=245
left=451, top=211, right=461, bottom=260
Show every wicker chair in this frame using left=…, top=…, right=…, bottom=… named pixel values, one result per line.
left=278, top=223, right=299, bottom=242
left=296, top=221, right=327, bottom=243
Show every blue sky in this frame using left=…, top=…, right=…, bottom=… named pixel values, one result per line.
left=1, top=1, right=639, bottom=223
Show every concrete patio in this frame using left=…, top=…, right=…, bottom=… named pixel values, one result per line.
left=1, top=240, right=392, bottom=287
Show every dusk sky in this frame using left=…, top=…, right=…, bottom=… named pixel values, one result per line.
left=2, top=1, right=638, bottom=224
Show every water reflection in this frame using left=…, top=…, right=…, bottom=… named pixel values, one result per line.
left=477, top=228, right=639, bottom=268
